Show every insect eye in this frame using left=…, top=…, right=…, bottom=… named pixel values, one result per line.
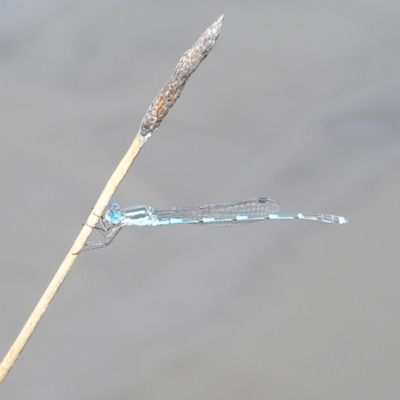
left=109, top=203, right=120, bottom=212
left=108, top=212, right=121, bottom=224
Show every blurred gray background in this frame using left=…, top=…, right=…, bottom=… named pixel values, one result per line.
left=1, top=1, right=399, bottom=399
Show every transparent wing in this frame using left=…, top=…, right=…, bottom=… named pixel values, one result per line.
left=152, top=198, right=282, bottom=226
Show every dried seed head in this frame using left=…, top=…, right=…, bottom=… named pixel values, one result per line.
left=140, top=15, right=224, bottom=138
